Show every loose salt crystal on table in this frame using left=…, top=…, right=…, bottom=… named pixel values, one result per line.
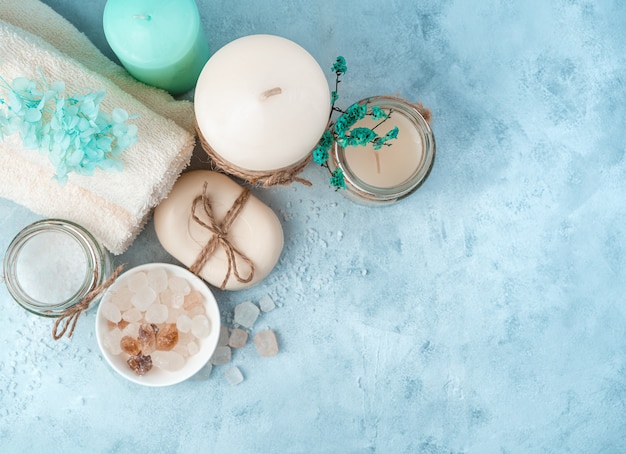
left=122, top=308, right=142, bottom=323
left=258, top=294, right=276, bottom=312
left=234, top=301, right=260, bottom=328
left=225, top=366, right=244, bottom=386
left=254, top=330, right=279, bottom=357
left=168, top=276, right=191, bottom=295
left=146, top=268, right=169, bottom=293
left=145, top=303, right=168, bottom=324
left=228, top=328, right=248, bottom=349
left=152, top=350, right=185, bottom=371
left=127, top=272, right=148, bottom=292
left=131, top=286, right=157, bottom=311
left=211, top=346, right=231, bottom=365
left=100, top=301, right=122, bottom=323
left=218, top=326, right=230, bottom=346
left=176, top=314, right=192, bottom=333
left=191, top=314, right=211, bottom=338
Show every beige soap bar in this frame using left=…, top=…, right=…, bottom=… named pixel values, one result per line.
left=154, top=170, right=283, bottom=290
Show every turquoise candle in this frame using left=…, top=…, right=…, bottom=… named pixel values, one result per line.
left=103, top=0, right=210, bottom=95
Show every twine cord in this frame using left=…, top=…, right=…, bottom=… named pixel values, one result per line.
left=50, top=264, right=124, bottom=341
left=188, top=182, right=255, bottom=290
left=195, top=121, right=312, bottom=187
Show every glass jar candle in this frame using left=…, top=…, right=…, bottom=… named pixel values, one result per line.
left=2, top=219, right=112, bottom=317
left=329, top=96, right=436, bottom=205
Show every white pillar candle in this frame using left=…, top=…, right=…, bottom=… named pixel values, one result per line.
left=194, top=34, right=330, bottom=172
left=153, top=170, right=283, bottom=290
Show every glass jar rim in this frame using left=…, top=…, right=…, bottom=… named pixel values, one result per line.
left=332, top=95, right=436, bottom=204
left=2, top=219, right=105, bottom=317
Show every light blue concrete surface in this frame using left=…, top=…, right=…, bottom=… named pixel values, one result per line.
left=1, top=0, right=626, bottom=452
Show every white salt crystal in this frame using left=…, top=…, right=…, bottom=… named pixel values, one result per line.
left=122, top=308, right=142, bottom=323
left=176, top=314, right=192, bottom=333
left=258, top=294, right=276, bottom=312
left=102, top=328, right=124, bottom=355
left=100, top=301, right=122, bottom=323
left=168, top=276, right=191, bottom=295
left=110, top=286, right=133, bottom=311
left=233, top=301, right=260, bottom=328
left=131, top=286, right=156, bottom=311
left=127, top=272, right=148, bottom=293
left=144, top=303, right=168, bottom=324
left=171, top=292, right=185, bottom=309
left=225, top=366, right=244, bottom=386
left=152, top=350, right=185, bottom=371
left=166, top=307, right=182, bottom=324
left=210, top=346, right=231, bottom=365
left=122, top=322, right=140, bottom=338
left=187, top=304, right=206, bottom=317
left=146, top=268, right=168, bottom=292
left=191, top=314, right=211, bottom=338
left=187, top=340, right=199, bottom=356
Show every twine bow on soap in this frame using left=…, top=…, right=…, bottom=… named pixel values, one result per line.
left=189, top=182, right=255, bottom=290
left=50, top=264, right=124, bottom=341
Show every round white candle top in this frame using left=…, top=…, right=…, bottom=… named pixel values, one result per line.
left=194, top=34, right=331, bottom=172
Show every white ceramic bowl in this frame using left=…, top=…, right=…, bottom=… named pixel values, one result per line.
left=96, top=263, right=220, bottom=386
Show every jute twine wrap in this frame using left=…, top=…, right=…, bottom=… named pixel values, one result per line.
left=195, top=121, right=313, bottom=187
left=50, top=264, right=124, bottom=340
left=188, top=181, right=255, bottom=290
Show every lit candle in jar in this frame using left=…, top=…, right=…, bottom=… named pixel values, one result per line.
left=194, top=34, right=330, bottom=175
left=330, top=96, right=435, bottom=205
left=103, top=0, right=210, bottom=94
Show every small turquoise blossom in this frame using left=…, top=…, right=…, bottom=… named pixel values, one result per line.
left=312, top=57, right=398, bottom=190
left=0, top=69, right=138, bottom=185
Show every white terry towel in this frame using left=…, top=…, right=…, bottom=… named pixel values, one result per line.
left=0, top=0, right=195, bottom=134
left=0, top=19, right=196, bottom=254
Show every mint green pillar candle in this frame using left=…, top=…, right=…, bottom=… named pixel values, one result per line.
left=103, top=0, right=210, bottom=95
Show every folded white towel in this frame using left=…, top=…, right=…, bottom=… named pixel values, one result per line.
left=0, top=19, right=196, bottom=254
left=0, top=0, right=195, bottom=133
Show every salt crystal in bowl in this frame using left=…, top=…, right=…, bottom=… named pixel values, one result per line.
left=96, top=263, right=220, bottom=386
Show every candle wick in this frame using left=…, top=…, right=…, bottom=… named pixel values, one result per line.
left=259, top=87, right=282, bottom=101
left=374, top=151, right=381, bottom=174
left=133, top=14, right=152, bottom=21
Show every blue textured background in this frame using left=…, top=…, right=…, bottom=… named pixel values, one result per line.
left=1, top=1, right=625, bottom=452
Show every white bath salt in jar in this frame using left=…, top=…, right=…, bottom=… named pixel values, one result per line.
left=2, top=219, right=112, bottom=317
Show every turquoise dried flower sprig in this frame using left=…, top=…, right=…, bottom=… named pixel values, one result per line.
left=312, top=56, right=398, bottom=190
left=0, top=69, right=138, bottom=185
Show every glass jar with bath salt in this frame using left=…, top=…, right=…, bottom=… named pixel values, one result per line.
left=329, top=96, right=436, bottom=205
left=2, top=219, right=112, bottom=317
